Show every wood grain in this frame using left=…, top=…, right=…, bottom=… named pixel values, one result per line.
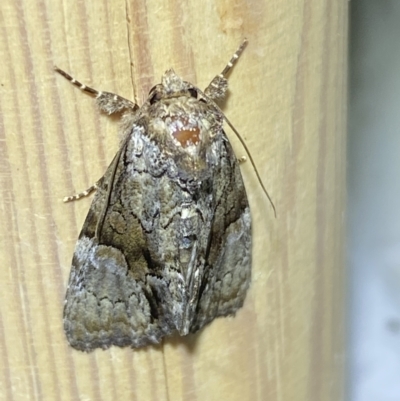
left=0, top=0, right=347, bottom=400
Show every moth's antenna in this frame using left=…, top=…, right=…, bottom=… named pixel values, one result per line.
left=197, top=87, right=276, bottom=217
left=224, top=114, right=277, bottom=218
left=201, top=40, right=276, bottom=216
left=220, top=39, right=248, bottom=77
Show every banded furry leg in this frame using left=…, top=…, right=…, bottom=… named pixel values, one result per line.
left=204, top=39, right=248, bottom=100
left=54, top=67, right=139, bottom=114
left=63, top=184, right=98, bottom=203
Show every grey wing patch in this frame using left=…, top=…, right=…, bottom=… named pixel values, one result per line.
left=63, top=236, right=172, bottom=351
left=191, top=141, right=252, bottom=332
left=63, top=141, right=175, bottom=351
left=63, top=131, right=202, bottom=351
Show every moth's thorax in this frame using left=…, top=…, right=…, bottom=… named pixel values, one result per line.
left=146, top=95, right=223, bottom=160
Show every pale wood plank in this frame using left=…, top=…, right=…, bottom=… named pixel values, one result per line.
left=0, top=0, right=347, bottom=400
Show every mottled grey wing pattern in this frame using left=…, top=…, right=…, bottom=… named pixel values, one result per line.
left=63, top=136, right=175, bottom=351
left=64, top=124, right=251, bottom=351
left=191, top=134, right=251, bottom=332
left=58, top=40, right=255, bottom=351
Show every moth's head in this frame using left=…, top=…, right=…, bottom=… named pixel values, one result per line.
left=147, top=69, right=200, bottom=105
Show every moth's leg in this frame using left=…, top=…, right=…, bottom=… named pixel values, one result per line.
left=237, top=156, right=247, bottom=164
left=54, top=67, right=139, bottom=115
left=204, top=39, right=248, bottom=100
left=63, top=183, right=98, bottom=203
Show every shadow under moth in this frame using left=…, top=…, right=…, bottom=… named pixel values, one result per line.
left=57, top=40, right=270, bottom=352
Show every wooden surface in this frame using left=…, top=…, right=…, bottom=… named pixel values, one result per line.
left=0, top=0, right=347, bottom=400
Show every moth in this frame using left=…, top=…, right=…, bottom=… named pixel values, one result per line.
left=57, top=40, right=256, bottom=352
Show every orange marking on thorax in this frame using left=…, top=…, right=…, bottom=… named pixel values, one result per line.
left=172, top=127, right=200, bottom=147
